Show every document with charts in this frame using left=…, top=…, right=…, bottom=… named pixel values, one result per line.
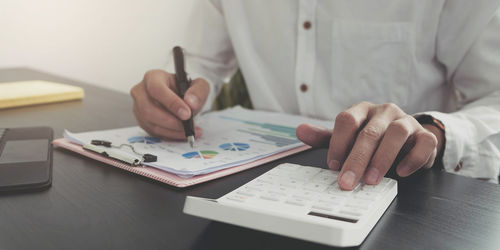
left=64, top=106, right=332, bottom=177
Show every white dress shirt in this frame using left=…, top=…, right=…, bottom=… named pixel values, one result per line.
left=166, top=0, right=500, bottom=183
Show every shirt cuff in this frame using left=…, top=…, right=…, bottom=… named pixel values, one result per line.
left=416, top=111, right=497, bottom=181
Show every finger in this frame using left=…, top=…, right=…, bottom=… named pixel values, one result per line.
left=364, top=115, right=417, bottom=185
left=327, top=102, right=372, bottom=171
left=134, top=103, right=203, bottom=140
left=184, top=78, right=210, bottom=116
left=296, top=123, right=332, bottom=148
left=133, top=96, right=185, bottom=132
left=133, top=105, right=183, bottom=138
left=338, top=116, right=394, bottom=190
left=144, top=70, right=192, bottom=120
left=141, top=120, right=204, bottom=141
left=396, top=130, right=438, bottom=177
left=423, top=148, right=437, bottom=169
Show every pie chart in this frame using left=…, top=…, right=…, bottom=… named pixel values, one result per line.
left=219, top=143, right=250, bottom=151
left=182, top=150, right=219, bottom=159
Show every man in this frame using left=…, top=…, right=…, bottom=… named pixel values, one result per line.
left=130, top=0, right=500, bottom=190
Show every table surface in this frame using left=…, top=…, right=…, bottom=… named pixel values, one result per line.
left=1, top=68, right=499, bottom=250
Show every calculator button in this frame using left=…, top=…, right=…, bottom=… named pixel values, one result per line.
left=226, top=195, right=248, bottom=202
left=291, top=195, right=313, bottom=201
left=289, top=168, right=321, bottom=180
left=326, top=185, right=351, bottom=196
left=236, top=190, right=256, bottom=197
left=304, top=182, right=329, bottom=192
left=312, top=172, right=338, bottom=184
left=311, top=204, right=334, bottom=212
left=298, top=190, right=315, bottom=197
left=260, top=193, right=283, bottom=202
left=339, top=210, right=363, bottom=218
left=360, top=183, right=387, bottom=193
left=274, top=186, right=291, bottom=193
left=312, top=200, right=339, bottom=212
left=280, top=179, right=304, bottom=189
left=326, top=194, right=346, bottom=202
left=355, top=191, right=380, bottom=201
left=260, top=175, right=286, bottom=182
left=319, top=198, right=343, bottom=206
left=268, top=190, right=287, bottom=197
left=255, top=179, right=274, bottom=185
left=285, top=198, right=307, bottom=206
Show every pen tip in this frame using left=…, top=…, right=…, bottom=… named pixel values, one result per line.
left=188, top=136, right=195, bottom=148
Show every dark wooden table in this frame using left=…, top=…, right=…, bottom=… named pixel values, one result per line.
left=1, top=68, right=499, bottom=250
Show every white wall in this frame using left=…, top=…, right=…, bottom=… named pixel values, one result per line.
left=0, top=0, right=194, bottom=93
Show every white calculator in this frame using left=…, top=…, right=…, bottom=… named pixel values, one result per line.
left=183, top=163, right=397, bottom=247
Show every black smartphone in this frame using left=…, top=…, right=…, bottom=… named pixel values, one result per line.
left=0, top=126, right=53, bottom=192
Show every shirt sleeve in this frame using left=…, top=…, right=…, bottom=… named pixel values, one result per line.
left=165, top=0, right=238, bottom=113
left=424, top=9, right=500, bottom=183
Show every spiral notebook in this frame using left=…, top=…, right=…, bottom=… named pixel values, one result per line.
left=53, top=107, right=332, bottom=187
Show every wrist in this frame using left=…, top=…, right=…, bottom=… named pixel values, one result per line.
left=415, top=115, right=446, bottom=164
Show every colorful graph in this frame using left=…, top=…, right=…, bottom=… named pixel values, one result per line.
left=219, top=143, right=250, bottom=151
left=128, top=136, right=161, bottom=144
left=219, top=116, right=300, bottom=147
left=182, top=150, right=219, bottom=159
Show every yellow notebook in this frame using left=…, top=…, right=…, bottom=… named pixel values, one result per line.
left=0, top=80, right=84, bottom=109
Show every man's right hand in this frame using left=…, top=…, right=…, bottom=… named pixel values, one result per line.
left=130, top=69, right=210, bottom=140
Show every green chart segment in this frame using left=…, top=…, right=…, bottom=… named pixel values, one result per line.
left=182, top=150, right=218, bottom=159
left=219, top=116, right=300, bottom=147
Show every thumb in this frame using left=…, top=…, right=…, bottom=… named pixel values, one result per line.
left=296, top=123, right=332, bottom=148
left=184, top=78, right=210, bottom=115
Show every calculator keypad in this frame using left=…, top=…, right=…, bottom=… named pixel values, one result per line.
left=218, top=163, right=396, bottom=222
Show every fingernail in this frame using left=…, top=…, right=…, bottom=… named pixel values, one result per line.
left=365, top=168, right=380, bottom=184
left=185, top=94, right=199, bottom=107
left=328, top=159, right=340, bottom=170
left=340, top=171, right=356, bottom=190
left=177, top=107, right=189, bottom=119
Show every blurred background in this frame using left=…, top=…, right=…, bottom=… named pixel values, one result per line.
left=0, top=0, right=194, bottom=93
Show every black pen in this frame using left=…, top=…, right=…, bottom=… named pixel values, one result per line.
left=173, top=46, right=195, bottom=148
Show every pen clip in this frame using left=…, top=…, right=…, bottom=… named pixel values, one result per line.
left=91, top=139, right=112, bottom=147
left=83, top=143, right=141, bottom=166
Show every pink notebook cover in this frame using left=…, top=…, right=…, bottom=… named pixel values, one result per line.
left=52, top=138, right=311, bottom=188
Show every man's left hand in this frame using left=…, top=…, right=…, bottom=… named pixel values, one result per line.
left=296, top=102, right=444, bottom=190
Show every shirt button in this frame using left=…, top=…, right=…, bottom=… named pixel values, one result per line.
left=300, top=83, right=308, bottom=92
left=303, top=21, right=312, bottom=30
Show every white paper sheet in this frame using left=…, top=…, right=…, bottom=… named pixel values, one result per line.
left=64, top=106, right=333, bottom=177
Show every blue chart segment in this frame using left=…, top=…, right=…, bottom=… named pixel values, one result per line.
left=219, top=143, right=250, bottom=151
left=182, top=150, right=218, bottom=159
left=128, top=136, right=161, bottom=144
left=219, top=116, right=301, bottom=147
